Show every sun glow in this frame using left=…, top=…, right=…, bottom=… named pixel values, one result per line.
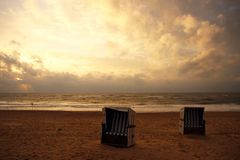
left=0, top=0, right=240, bottom=92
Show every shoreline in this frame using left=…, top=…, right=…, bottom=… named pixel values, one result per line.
left=0, top=109, right=240, bottom=113
left=1, top=103, right=240, bottom=112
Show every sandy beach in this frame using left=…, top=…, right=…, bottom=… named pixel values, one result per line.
left=0, top=111, right=240, bottom=160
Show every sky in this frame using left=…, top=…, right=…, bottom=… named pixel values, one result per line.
left=0, top=0, right=240, bottom=92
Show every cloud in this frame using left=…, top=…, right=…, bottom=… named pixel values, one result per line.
left=1, top=51, right=240, bottom=92
left=0, top=0, right=240, bottom=92
left=0, top=51, right=150, bottom=92
left=175, top=14, right=198, bottom=33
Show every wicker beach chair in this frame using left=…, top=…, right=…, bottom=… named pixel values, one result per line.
left=179, top=107, right=205, bottom=135
left=101, top=107, right=136, bottom=147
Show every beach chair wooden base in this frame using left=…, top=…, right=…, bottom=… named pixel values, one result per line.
left=101, top=133, right=130, bottom=147
left=179, top=122, right=206, bottom=135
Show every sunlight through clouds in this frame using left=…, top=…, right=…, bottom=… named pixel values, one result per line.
left=0, top=0, right=240, bottom=92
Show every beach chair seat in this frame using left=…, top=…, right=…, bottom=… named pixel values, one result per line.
left=101, top=107, right=136, bottom=147
left=179, top=107, right=205, bottom=135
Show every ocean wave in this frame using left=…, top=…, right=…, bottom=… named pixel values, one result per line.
left=0, top=101, right=240, bottom=112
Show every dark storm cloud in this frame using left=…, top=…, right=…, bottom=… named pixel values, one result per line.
left=178, top=0, right=240, bottom=54
left=1, top=52, right=240, bottom=92
left=164, top=0, right=240, bottom=83
left=179, top=49, right=240, bottom=79
left=0, top=52, right=149, bottom=92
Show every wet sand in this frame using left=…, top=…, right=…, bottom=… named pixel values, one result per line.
left=0, top=110, right=240, bottom=160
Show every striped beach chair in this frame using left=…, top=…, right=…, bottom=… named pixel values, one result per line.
left=179, top=107, right=205, bottom=135
left=101, top=107, right=136, bottom=147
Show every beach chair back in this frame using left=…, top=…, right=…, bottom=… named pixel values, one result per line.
left=179, top=107, right=205, bottom=135
left=101, top=107, right=136, bottom=147
left=104, top=109, right=128, bottom=135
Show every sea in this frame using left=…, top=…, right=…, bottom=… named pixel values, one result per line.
left=0, top=93, right=240, bottom=112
